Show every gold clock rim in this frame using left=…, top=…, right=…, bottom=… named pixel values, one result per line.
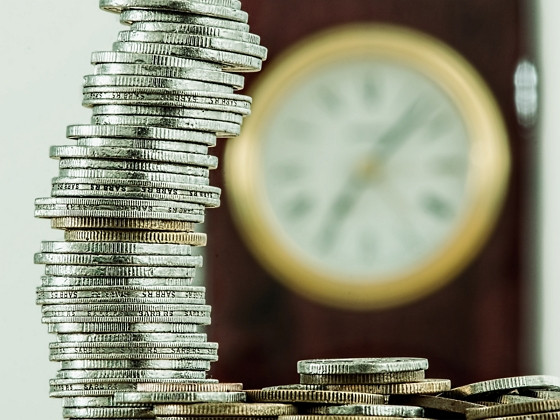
left=224, top=23, right=510, bottom=310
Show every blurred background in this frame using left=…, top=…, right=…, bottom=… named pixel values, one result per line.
left=1, top=0, right=559, bottom=418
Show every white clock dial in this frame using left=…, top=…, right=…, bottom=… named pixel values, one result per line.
left=225, top=25, right=509, bottom=309
left=262, top=59, right=470, bottom=280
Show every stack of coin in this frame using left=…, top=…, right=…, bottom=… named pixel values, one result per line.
left=33, top=0, right=266, bottom=418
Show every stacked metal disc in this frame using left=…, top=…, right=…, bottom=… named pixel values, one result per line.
left=33, top=0, right=266, bottom=418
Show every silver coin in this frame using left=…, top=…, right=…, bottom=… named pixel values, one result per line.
left=114, top=390, right=246, bottom=404
left=57, top=369, right=208, bottom=381
left=50, top=146, right=219, bottom=168
left=50, top=382, right=138, bottom=397
left=58, top=168, right=209, bottom=185
left=91, top=113, right=240, bottom=137
left=37, top=287, right=206, bottom=305
left=34, top=197, right=206, bottom=223
left=63, top=406, right=153, bottom=418
left=120, top=9, right=250, bottom=32
left=61, top=359, right=210, bottom=370
left=113, top=41, right=261, bottom=72
left=100, top=0, right=248, bottom=23
left=132, top=22, right=260, bottom=44
left=58, top=158, right=210, bottom=177
left=42, top=302, right=211, bottom=314
left=90, top=50, right=221, bottom=70
left=63, top=230, right=207, bottom=246
left=93, top=63, right=244, bottom=90
left=117, top=31, right=267, bottom=59
left=35, top=253, right=203, bottom=267
left=76, top=137, right=208, bottom=154
left=67, top=124, right=217, bottom=146
left=39, top=241, right=193, bottom=255
left=318, top=404, right=424, bottom=417
left=44, top=316, right=211, bottom=328
left=41, top=276, right=196, bottom=288
left=297, top=358, right=430, bottom=375
left=91, top=104, right=244, bottom=124
left=43, top=265, right=198, bottom=278
left=62, top=396, right=135, bottom=408
left=49, top=349, right=218, bottom=361
left=56, top=332, right=207, bottom=343
left=83, top=74, right=233, bottom=94
left=82, top=89, right=251, bottom=115
left=48, top=322, right=199, bottom=334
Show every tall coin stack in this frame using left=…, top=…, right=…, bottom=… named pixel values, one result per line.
left=33, top=0, right=266, bottom=418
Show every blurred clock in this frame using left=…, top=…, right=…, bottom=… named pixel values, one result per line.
left=225, top=24, right=509, bottom=309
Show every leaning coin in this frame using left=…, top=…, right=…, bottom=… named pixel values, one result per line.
left=120, top=9, right=250, bottom=32
left=525, top=389, right=560, bottom=399
left=63, top=407, right=153, bottom=418
left=118, top=31, right=267, bottom=60
left=41, top=276, right=197, bottom=288
left=309, top=404, right=424, bottom=418
left=56, top=369, right=208, bottom=381
left=93, top=63, right=245, bottom=90
left=58, top=158, right=210, bottom=177
left=91, top=113, right=240, bottom=137
left=56, top=331, right=207, bottom=343
left=91, top=104, right=244, bottom=124
left=297, top=358, right=429, bottom=375
left=324, top=379, right=451, bottom=395
left=389, top=394, right=484, bottom=416
left=43, top=265, right=197, bottom=278
left=245, top=389, right=384, bottom=405
left=154, top=402, right=297, bottom=416
left=66, top=124, right=216, bottom=145
left=100, top=0, right=248, bottom=23
left=115, top=391, right=246, bottom=404
left=57, top=169, right=209, bottom=186
left=132, top=22, right=259, bottom=44
left=300, top=370, right=425, bottom=385
left=61, top=359, right=210, bottom=370
left=83, top=74, right=233, bottom=94
left=39, top=241, right=193, bottom=255
left=113, top=41, right=261, bottom=72
left=64, top=230, right=207, bottom=245
left=466, top=399, right=560, bottom=420
left=50, top=146, right=219, bottom=168
left=75, top=137, right=208, bottom=154
left=90, top=50, right=222, bottom=70
left=278, top=416, right=427, bottom=420
left=137, top=382, right=243, bottom=392
left=444, top=376, right=560, bottom=400
left=51, top=216, right=196, bottom=231
left=48, top=322, right=199, bottom=334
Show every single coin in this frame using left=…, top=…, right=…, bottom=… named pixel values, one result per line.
left=51, top=217, right=195, bottom=231
left=61, top=359, right=210, bottom=370
left=57, top=168, right=209, bottom=186
left=83, top=74, right=233, bottom=94
left=466, top=399, right=560, bottom=420
left=56, top=331, right=206, bottom=343
left=120, top=9, right=250, bottom=32
left=307, top=404, right=424, bottom=418
left=50, top=145, right=219, bottom=168
left=389, top=394, right=484, bottom=415
left=43, top=316, right=210, bottom=328
left=50, top=382, right=137, bottom=398
left=35, top=252, right=203, bottom=267
left=49, top=349, right=217, bottom=361
left=324, top=379, right=451, bottom=395
left=42, top=302, right=211, bottom=315
left=90, top=50, right=221, bottom=70
left=496, top=394, right=541, bottom=404
left=132, top=22, right=260, bottom=44
left=62, top=396, right=137, bottom=408
left=58, top=158, right=210, bottom=177
left=91, top=113, right=240, bottom=137
left=43, top=265, right=198, bottom=278
left=297, top=358, right=429, bottom=375
left=154, top=402, right=297, bottom=416
left=48, top=322, right=199, bottom=334
left=137, top=382, right=243, bottom=392
left=56, top=369, right=207, bottom=381
left=300, top=370, right=425, bottom=385
left=100, top=0, right=248, bottom=23
left=112, top=41, right=261, bottom=72
left=66, top=124, right=217, bottom=146
left=64, top=230, right=207, bottom=245
left=41, top=276, right=196, bottom=288
left=63, top=406, right=153, bottom=418
left=445, top=376, right=560, bottom=399
left=277, top=416, right=427, bottom=420
left=75, top=137, right=209, bottom=154
left=91, top=104, right=244, bottom=124
left=117, top=31, right=267, bottom=59
left=93, top=63, right=245, bottom=90
left=525, top=389, right=560, bottom=399
left=245, top=389, right=385, bottom=405
left=114, top=390, right=246, bottom=404
left=39, top=240, right=192, bottom=254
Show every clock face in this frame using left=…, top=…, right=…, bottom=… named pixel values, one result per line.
left=225, top=24, right=509, bottom=309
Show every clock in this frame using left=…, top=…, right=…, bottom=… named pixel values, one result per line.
left=224, top=24, right=510, bottom=309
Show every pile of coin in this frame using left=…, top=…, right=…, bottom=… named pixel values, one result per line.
left=33, top=0, right=266, bottom=418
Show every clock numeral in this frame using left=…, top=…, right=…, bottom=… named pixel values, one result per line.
left=421, top=193, right=454, bottom=220
left=362, top=75, right=380, bottom=106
